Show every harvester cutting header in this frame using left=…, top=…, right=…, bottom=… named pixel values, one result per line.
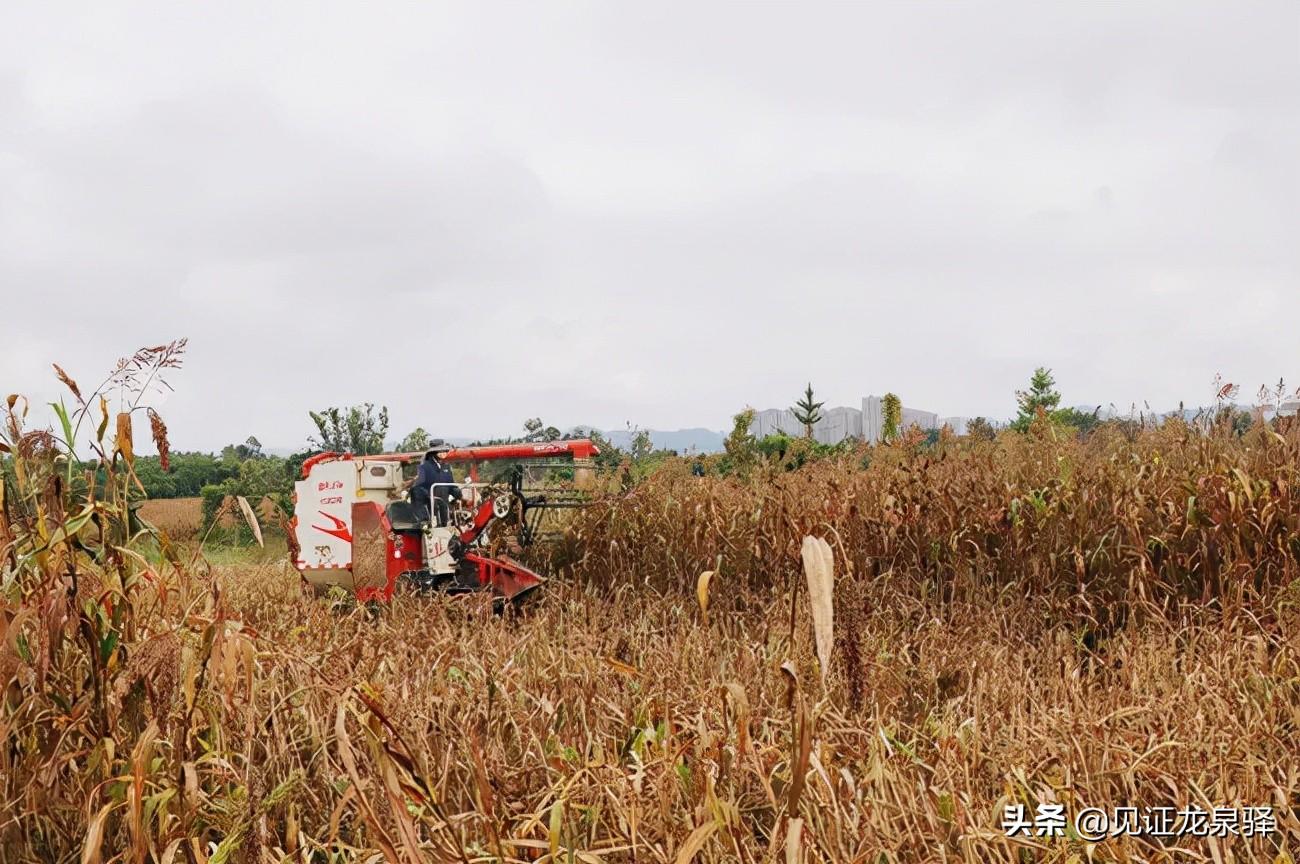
left=290, top=439, right=599, bottom=604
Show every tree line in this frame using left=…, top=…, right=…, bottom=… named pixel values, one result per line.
left=55, top=367, right=1286, bottom=517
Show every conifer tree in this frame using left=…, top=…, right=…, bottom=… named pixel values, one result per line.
left=792, top=383, right=825, bottom=439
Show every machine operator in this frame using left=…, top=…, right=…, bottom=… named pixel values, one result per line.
left=402, top=441, right=461, bottom=526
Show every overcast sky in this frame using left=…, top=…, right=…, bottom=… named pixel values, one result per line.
left=2, top=2, right=1297, bottom=452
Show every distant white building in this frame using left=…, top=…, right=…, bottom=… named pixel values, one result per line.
left=751, top=408, right=802, bottom=439
left=751, top=395, right=967, bottom=445
left=939, top=416, right=969, bottom=436
left=816, top=405, right=864, bottom=444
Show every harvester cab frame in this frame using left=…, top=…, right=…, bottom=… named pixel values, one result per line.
left=290, top=439, right=599, bottom=604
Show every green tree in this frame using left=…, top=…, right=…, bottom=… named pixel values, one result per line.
left=200, top=455, right=292, bottom=538
left=133, top=457, right=178, bottom=498
left=721, top=407, right=758, bottom=475
left=308, top=403, right=389, bottom=454
left=755, top=430, right=794, bottom=461
left=629, top=426, right=653, bottom=463
left=398, top=427, right=431, bottom=452
left=881, top=393, right=902, bottom=443
left=1218, top=407, right=1254, bottom=437
left=221, top=436, right=264, bottom=464
left=281, top=447, right=316, bottom=499
left=1053, top=406, right=1101, bottom=436
left=128, top=452, right=236, bottom=499
left=1011, top=367, right=1062, bottom=432
left=965, top=417, right=996, bottom=441
left=523, top=418, right=562, bottom=442
left=792, top=383, right=824, bottom=439
left=174, top=452, right=236, bottom=495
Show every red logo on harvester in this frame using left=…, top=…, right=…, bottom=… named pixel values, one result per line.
left=312, top=511, right=352, bottom=543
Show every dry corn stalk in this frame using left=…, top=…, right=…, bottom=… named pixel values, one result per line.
left=696, top=570, right=714, bottom=622
left=115, top=412, right=134, bottom=466
left=235, top=496, right=264, bottom=548
left=800, top=535, right=834, bottom=685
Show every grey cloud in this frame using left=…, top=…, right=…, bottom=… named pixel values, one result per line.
left=13, top=87, right=552, bottom=276
left=1, top=2, right=1297, bottom=450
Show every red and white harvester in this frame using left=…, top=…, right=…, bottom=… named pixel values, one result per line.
left=289, top=440, right=599, bottom=603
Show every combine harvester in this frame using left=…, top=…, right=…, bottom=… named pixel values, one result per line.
left=290, top=440, right=598, bottom=604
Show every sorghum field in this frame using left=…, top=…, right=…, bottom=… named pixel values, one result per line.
left=136, top=498, right=203, bottom=543
left=136, top=497, right=279, bottom=544
left=3, top=361, right=1299, bottom=862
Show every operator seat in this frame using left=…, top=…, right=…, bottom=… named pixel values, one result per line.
left=386, top=500, right=427, bottom=533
